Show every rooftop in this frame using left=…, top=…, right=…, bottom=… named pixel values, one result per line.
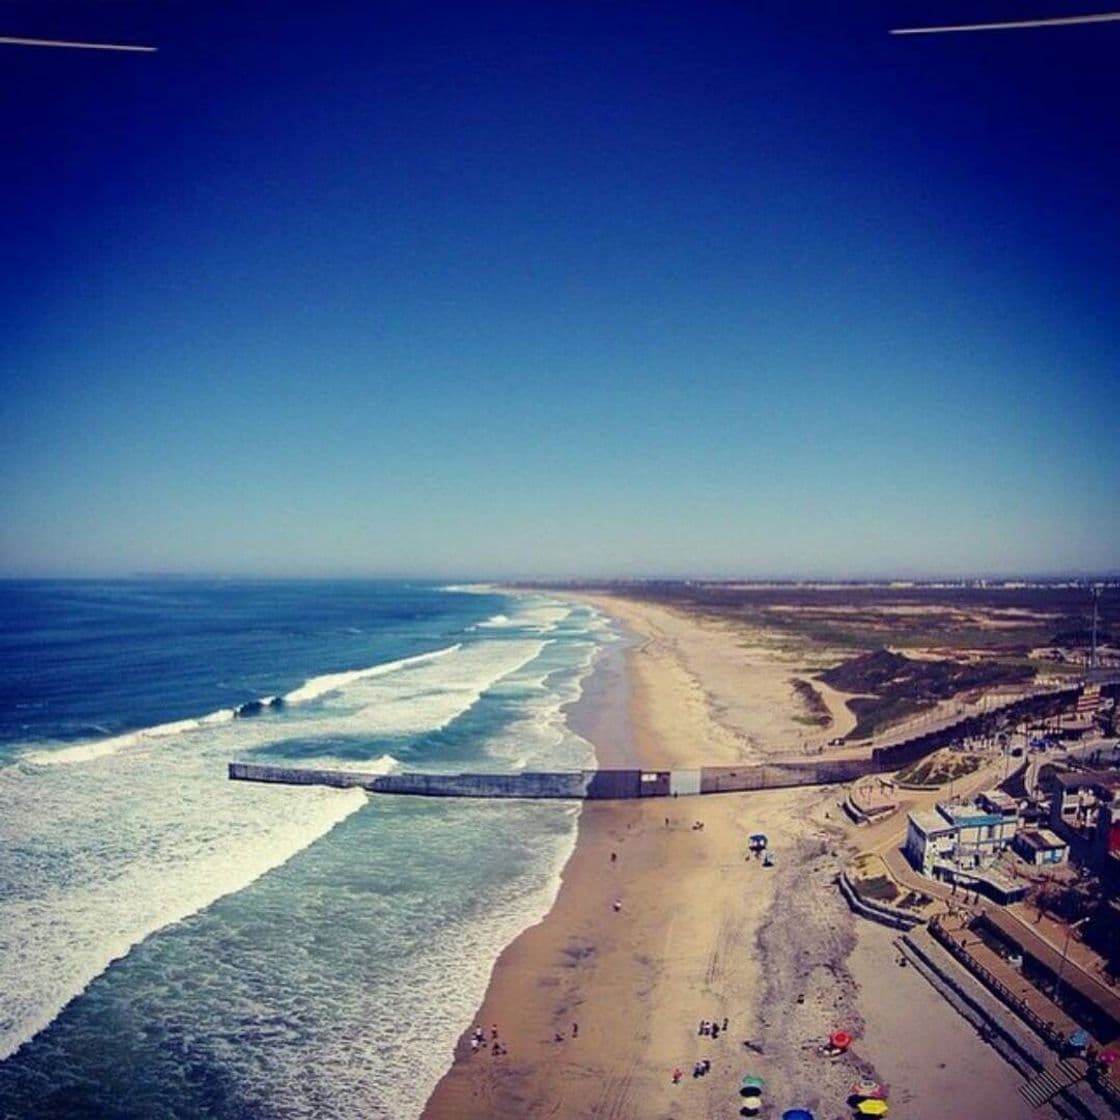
left=910, top=808, right=954, bottom=835
left=1017, top=828, right=1069, bottom=852
left=980, top=789, right=1019, bottom=813
left=939, top=801, right=1012, bottom=827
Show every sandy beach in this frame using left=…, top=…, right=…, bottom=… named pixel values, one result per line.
left=422, top=593, right=1045, bottom=1119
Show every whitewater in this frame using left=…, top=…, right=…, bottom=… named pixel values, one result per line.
left=0, top=581, right=618, bottom=1118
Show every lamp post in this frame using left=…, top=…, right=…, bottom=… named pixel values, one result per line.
left=1054, top=916, right=1089, bottom=1007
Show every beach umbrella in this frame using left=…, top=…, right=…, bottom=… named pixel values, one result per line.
left=740, top=1100, right=762, bottom=1115
left=856, top=1100, right=889, bottom=1117
left=741, top=1075, right=765, bottom=1090
left=1100, top=1049, right=1119, bottom=1065
left=829, top=1029, right=853, bottom=1050
left=750, top=833, right=768, bottom=846
left=850, top=1079, right=884, bottom=1098
left=781, top=1110, right=814, bottom=1120
left=1069, top=1029, right=1090, bottom=1049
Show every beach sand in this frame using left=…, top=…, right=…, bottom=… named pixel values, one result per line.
left=422, top=593, right=1037, bottom=1119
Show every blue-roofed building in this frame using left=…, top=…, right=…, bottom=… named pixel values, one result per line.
left=905, top=789, right=1020, bottom=875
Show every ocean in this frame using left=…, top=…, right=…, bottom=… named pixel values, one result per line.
left=0, top=580, right=617, bottom=1119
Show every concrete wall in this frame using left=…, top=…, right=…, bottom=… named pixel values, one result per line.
left=700, top=759, right=875, bottom=793
left=228, top=684, right=1088, bottom=802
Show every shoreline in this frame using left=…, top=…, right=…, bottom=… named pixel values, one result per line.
left=421, top=590, right=1053, bottom=1119
left=420, top=595, right=641, bottom=1119
left=421, top=591, right=815, bottom=1118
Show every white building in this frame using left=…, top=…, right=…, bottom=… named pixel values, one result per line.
left=905, top=789, right=1020, bottom=875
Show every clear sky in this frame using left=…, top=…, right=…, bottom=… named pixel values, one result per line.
left=1, top=1, right=1117, bottom=579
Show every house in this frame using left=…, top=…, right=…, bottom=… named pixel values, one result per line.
left=905, top=808, right=957, bottom=874
left=1013, top=828, right=1070, bottom=866
left=1045, top=770, right=1120, bottom=843
left=904, top=789, right=1020, bottom=875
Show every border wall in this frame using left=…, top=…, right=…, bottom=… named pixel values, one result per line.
left=229, top=682, right=1102, bottom=801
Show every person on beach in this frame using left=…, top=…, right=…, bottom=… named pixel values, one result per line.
left=712, top=1022, right=720, bottom=1039
left=721, top=1017, right=728, bottom=1032
left=491, top=1024, right=498, bottom=1040
left=610, top=851, right=617, bottom=863
left=470, top=1038, right=479, bottom=1053
left=672, top=1068, right=682, bottom=1084
left=612, top=898, right=622, bottom=912
left=572, top=1022, right=578, bottom=1038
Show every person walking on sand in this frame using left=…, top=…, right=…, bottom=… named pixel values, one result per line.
left=612, top=898, right=622, bottom=912
left=672, top=1067, right=682, bottom=1084
left=572, top=1022, right=578, bottom=1038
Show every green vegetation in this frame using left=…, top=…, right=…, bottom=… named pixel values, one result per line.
left=569, top=582, right=1117, bottom=657
left=895, top=749, right=984, bottom=787
left=789, top=677, right=831, bottom=727
left=855, top=875, right=899, bottom=903
left=819, top=648, right=1035, bottom=740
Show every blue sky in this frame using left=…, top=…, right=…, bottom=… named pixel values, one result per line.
left=1, top=2, right=1117, bottom=578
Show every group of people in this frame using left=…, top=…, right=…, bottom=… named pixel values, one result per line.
left=468, top=1024, right=506, bottom=1056
left=672, top=1016, right=730, bottom=1084
left=698, top=1016, right=729, bottom=1038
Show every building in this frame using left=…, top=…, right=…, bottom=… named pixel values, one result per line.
left=1013, top=828, right=1070, bottom=866
left=905, top=789, right=1020, bottom=875
left=905, top=809, right=958, bottom=875
left=1045, top=770, right=1120, bottom=847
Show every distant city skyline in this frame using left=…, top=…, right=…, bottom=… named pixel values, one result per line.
left=2, top=2, right=1117, bottom=578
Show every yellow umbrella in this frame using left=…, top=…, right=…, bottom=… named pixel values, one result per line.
left=856, top=1100, right=889, bottom=1117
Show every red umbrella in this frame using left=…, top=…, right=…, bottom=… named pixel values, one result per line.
left=830, top=1030, right=853, bottom=1050
left=1100, top=1050, right=1119, bottom=1065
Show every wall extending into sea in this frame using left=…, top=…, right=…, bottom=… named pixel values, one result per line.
left=229, top=681, right=1117, bottom=800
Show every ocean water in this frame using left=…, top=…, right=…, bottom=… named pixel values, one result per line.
left=0, top=580, right=617, bottom=1119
